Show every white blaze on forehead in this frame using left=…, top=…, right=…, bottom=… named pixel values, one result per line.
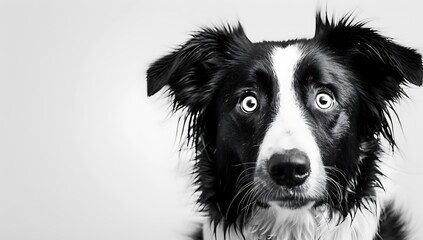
left=257, top=45, right=322, bottom=188
left=272, top=46, right=302, bottom=92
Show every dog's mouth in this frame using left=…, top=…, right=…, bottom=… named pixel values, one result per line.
left=252, top=169, right=327, bottom=210
left=257, top=197, right=316, bottom=209
left=254, top=184, right=322, bottom=210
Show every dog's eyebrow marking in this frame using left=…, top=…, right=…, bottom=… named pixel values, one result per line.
left=271, top=46, right=302, bottom=87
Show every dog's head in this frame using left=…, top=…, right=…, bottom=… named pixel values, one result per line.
left=147, top=13, right=423, bottom=232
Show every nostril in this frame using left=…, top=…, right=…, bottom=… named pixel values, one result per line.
left=294, top=165, right=310, bottom=177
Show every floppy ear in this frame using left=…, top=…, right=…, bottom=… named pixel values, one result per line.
left=315, top=13, right=423, bottom=88
left=147, top=24, right=251, bottom=113
left=315, top=13, right=423, bottom=144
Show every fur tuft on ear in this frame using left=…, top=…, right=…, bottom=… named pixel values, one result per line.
left=315, top=11, right=423, bottom=87
left=314, top=12, right=423, bottom=147
left=147, top=24, right=251, bottom=114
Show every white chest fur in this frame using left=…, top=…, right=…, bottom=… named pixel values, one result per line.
left=203, top=201, right=382, bottom=240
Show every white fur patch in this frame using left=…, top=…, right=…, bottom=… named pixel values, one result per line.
left=202, top=201, right=383, bottom=240
left=256, top=45, right=325, bottom=198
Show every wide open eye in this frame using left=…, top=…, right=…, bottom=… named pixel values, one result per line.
left=240, top=95, right=258, bottom=113
left=315, top=91, right=335, bottom=110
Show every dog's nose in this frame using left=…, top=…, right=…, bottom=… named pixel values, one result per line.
left=267, top=149, right=311, bottom=187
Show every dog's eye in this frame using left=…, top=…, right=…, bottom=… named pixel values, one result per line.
left=315, top=92, right=335, bottom=110
left=240, top=95, right=258, bottom=113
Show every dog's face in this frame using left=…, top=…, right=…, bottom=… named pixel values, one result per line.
left=147, top=14, right=423, bottom=230
left=211, top=43, right=353, bottom=211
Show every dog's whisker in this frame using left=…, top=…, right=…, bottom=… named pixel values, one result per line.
left=225, top=181, right=256, bottom=220
left=234, top=167, right=256, bottom=189
left=232, top=162, right=257, bottom=167
left=324, top=166, right=348, bottom=183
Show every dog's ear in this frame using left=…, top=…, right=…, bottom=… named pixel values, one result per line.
left=315, top=13, right=423, bottom=145
left=315, top=13, right=423, bottom=89
left=147, top=24, right=251, bottom=113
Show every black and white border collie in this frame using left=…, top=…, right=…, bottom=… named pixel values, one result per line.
left=147, top=12, right=423, bottom=240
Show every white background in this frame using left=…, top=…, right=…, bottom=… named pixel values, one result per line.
left=1, top=0, right=422, bottom=239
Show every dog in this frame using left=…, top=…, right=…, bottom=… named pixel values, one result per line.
left=146, top=12, right=423, bottom=240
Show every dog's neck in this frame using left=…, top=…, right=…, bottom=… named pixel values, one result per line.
left=203, top=200, right=382, bottom=240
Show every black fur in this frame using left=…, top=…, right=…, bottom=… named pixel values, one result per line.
left=375, top=202, right=409, bottom=240
left=147, top=12, right=422, bottom=239
left=313, top=14, right=422, bottom=219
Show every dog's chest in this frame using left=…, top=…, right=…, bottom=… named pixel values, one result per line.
left=202, top=204, right=380, bottom=240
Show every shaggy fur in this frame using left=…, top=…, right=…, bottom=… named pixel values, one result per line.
left=147, top=12, right=422, bottom=240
